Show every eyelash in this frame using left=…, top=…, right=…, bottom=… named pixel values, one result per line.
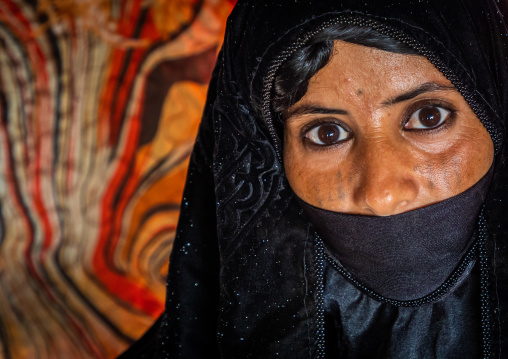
left=301, top=118, right=352, bottom=149
left=401, top=100, right=457, bottom=134
left=301, top=101, right=457, bottom=148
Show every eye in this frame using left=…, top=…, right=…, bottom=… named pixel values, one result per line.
left=404, top=106, right=451, bottom=130
left=305, top=122, right=350, bottom=146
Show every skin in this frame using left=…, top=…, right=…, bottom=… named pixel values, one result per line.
left=283, top=41, right=494, bottom=216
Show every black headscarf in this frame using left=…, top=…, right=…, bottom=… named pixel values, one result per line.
left=147, top=1, right=508, bottom=358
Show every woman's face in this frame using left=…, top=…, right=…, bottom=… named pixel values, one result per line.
left=283, top=41, right=494, bottom=216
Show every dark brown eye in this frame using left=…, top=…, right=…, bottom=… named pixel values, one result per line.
left=404, top=106, right=451, bottom=130
left=306, top=123, right=350, bottom=145
left=419, top=107, right=441, bottom=127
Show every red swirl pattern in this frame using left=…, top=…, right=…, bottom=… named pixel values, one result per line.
left=0, top=0, right=234, bottom=357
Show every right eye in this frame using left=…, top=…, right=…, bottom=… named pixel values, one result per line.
left=305, top=122, right=351, bottom=146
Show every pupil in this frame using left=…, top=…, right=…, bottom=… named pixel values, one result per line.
left=318, top=124, right=340, bottom=144
left=419, top=107, right=441, bottom=127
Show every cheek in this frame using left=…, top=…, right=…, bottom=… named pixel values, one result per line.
left=415, top=125, right=493, bottom=197
left=283, top=140, right=348, bottom=207
left=454, top=128, right=494, bottom=185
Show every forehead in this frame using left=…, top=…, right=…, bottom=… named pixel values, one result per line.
left=303, top=40, right=455, bottom=105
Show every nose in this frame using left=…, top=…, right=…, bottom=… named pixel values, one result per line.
left=353, top=140, right=418, bottom=216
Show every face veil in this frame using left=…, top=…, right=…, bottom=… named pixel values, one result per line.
left=150, top=1, right=508, bottom=358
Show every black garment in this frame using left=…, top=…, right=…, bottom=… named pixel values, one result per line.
left=322, top=252, right=481, bottom=358
left=120, top=1, right=508, bottom=358
left=303, top=169, right=490, bottom=357
left=298, top=169, right=492, bottom=358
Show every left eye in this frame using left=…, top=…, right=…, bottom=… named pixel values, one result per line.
left=404, top=106, right=451, bottom=130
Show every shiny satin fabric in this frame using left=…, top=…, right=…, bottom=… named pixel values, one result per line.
left=323, top=258, right=481, bottom=358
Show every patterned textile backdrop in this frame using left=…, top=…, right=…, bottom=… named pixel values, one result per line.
left=0, top=0, right=234, bottom=358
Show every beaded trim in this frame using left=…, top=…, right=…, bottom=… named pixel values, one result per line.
left=321, top=234, right=478, bottom=307
left=478, top=208, right=493, bottom=358
left=314, top=233, right=326, bottom=358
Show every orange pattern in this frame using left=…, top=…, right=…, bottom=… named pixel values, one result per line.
left=0, top=0, right=234, bottom=357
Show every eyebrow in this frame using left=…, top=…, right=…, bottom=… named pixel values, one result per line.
left=285, top=106, right=349, bottom=122
left=284, top=81, right=456, bottom=123
left=381, top=82, right=456, bottom=106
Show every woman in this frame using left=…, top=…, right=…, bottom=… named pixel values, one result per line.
left=150, top=0, right=508, bottom=357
